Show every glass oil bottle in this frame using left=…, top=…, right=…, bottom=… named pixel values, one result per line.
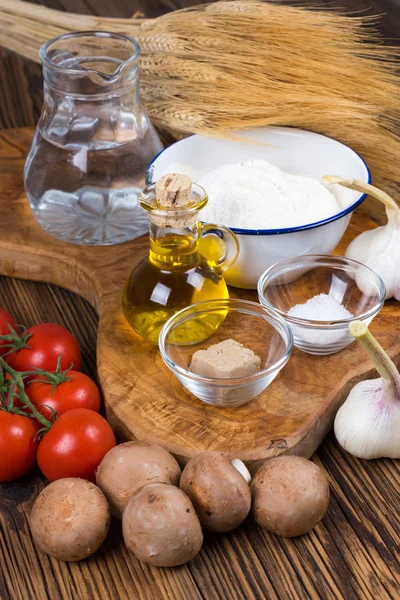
left=122, top=176, right=239, bottom=344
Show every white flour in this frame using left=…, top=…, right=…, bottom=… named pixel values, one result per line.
left=190, top=160, right=344, bottom=229
left=288, top=293, right=354, bottom=348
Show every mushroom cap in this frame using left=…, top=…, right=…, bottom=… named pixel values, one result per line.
left=30, top=478, right=110, bottom=561
left=180, top=451, right=251, bottom=533
left=122, top=483, right=203, bottom=567
left=96, top=441, right=181, bottom=518
left=251, top=456, right=330, bottom=537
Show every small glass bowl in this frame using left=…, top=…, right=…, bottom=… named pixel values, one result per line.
left=159, top=299, right=293, bottom=408
left=257, top=255, right=386, bottom=355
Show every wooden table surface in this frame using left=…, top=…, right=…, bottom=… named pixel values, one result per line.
left=0, top=1, right=399, bottom=599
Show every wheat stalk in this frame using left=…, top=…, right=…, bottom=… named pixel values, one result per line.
left=0, top=0, right=399, bottom=196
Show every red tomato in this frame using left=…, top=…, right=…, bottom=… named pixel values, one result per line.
left=28, top=371, right=101, bottom=420
left=0, top=308, right=17, bottom=356
left=7, top=323, right=82, bottom=373
left=37, top=408, right=116, bottom=482
left=0, top=411, right=38, bottom=482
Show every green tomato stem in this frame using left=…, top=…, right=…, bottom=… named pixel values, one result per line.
left=0, top=365, right=18, bottom=411
left=349, top=321, right=400, bottom=394
left=0, top=324, right=32, bottom=352
left=25, top=354, right=71, bottom=394
left=0, top=357, right=53, bottom=429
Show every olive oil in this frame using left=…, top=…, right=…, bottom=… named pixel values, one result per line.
left=123, top=233, right=229, bottom=344
left=122, top=180, right=239, bottom=344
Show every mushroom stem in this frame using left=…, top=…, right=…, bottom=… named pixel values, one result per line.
left=231, top=459, right=251, bottom=484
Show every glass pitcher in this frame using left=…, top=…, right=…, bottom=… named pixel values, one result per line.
left=24, top=31, right=163, bottom=246
left=122, top=181, right=239, bottom=344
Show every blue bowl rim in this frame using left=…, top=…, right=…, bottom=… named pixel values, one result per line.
left=146, top=128, right=371, bottom=236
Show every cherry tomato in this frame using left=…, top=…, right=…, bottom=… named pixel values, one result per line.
left=0, top=308, right=17, bottom=356
left=7, top=323, right=82, bottom=373
left=28, top=371, right=101, bottom=420
left=37, top=408, right=116, bottom=482
left=0, top=411, right=38, bottom=482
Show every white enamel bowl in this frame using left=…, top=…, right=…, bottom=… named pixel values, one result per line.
left=147, top=127, right=370, bottom=289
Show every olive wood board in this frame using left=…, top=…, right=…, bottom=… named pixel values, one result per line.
left=0, top=128, right=399, bottom=473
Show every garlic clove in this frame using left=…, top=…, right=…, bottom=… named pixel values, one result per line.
left=334, top=320, right=400, bottom=460
left=346, top=215, right=400, bottom=301
left=334, top=378, right=400, bottom=459
left=322, top=176, right=400, bottom=300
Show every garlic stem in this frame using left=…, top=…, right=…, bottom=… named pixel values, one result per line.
left=231, top=458, right=252, bottom=484
left=349, top=321, right=400, bottom=393
left=323, top=176, right=399, bottom=215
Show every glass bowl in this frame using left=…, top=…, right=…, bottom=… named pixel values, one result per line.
left=257, top=255, right=386, bottom=355
left=158, top=299, right=293, bottom=408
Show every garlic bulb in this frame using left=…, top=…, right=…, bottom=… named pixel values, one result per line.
left=323, top=176, right=400, bottom=300
left=334, top=320, right=400, bottom=459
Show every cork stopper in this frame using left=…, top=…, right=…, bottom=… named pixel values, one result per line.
left=150, top=173, right=198, bottom=228
left=155, top=174, right=192, bottom=208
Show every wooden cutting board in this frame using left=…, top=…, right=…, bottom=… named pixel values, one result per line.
left=1, top=127, right=399, bottom=473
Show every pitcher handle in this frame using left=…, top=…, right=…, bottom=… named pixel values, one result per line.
left=199, top=223, right=239, bottom=274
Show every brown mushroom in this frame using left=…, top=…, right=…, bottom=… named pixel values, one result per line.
left=122, top=483, right=203, bottom=567
left=250, top=456, right=330, bottom=537
left=30, top=478, right=110, bottom=561
left=95, top=441, right=181, bottom=518
left=179, top=451, right=252, bottom=533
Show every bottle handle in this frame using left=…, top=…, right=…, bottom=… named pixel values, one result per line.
left=199, top=223, right=239, bottom=274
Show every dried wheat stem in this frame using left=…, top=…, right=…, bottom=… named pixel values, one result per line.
left=0, top=0, right=146, bottom=28
left=0, top=0, right=398, bottom=187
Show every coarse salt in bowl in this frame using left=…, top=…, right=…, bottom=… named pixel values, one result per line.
left=147, top=127, right=370, bottom=289
left=257, top=255, right=386, bottom=355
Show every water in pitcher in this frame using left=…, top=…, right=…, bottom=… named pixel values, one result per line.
left=24, top=32, right=163, bottom=246
left=25, top=129, right=160, bottom=245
